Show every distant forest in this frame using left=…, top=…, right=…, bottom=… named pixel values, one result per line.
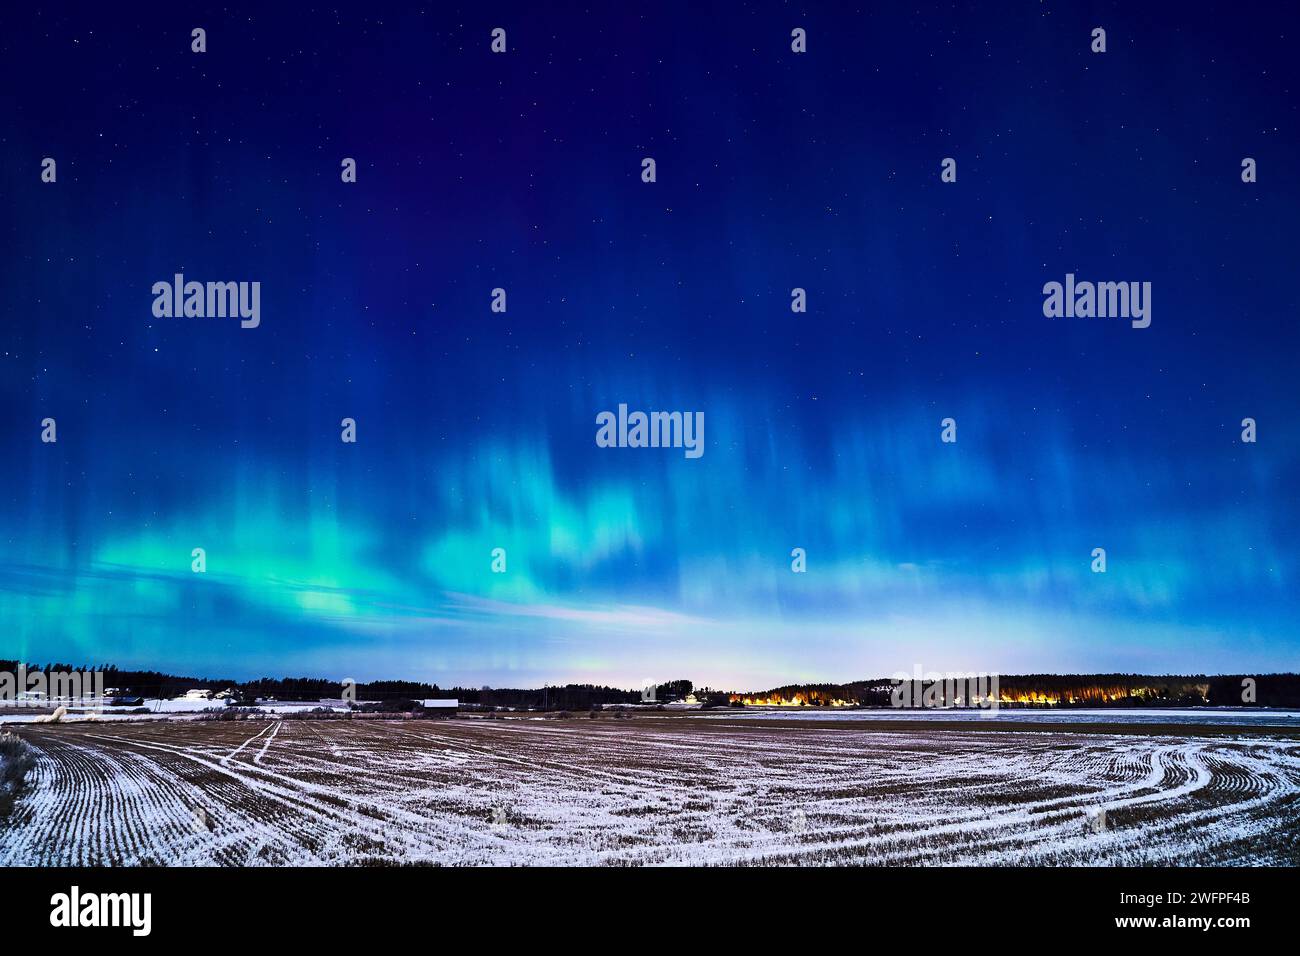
left=3, top=661, right=1299, bottom=709
left=0, top=662, right=706, bottom=711
left=736, top=674, right=1300, bottom=709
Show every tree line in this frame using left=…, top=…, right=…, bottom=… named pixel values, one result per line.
left=5, top=662, right=1298, bottom=709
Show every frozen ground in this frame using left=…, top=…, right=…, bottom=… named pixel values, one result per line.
left=0, top=698, right=351, bottom=722
left=717, top=707, right=1300, bottom=727
left=0, top=716, right=1296, bottom=866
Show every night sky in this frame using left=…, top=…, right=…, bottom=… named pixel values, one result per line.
left=1, top=3, right=1297, bottom=688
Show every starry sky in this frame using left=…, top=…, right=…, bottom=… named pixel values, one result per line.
left=1, top=3, right=1297, bottom=688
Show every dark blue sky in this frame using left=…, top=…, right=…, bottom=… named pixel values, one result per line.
left=1, top=2, right=1297, bottom=686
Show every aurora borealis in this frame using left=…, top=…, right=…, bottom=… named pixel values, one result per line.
left=1, top=3, right=1297, bottom=687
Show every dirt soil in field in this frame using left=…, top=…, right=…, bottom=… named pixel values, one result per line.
left=1, top=715, right=1296, bottom=866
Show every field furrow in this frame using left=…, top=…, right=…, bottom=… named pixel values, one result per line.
left=1, top=717, right=1296, bottom=866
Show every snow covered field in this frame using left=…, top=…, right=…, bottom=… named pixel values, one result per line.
left=0, top=698, right=352, bottom=721
left=718, top=707, right=1300, bottom=728
left=0, top=716, right=1296, bottom=866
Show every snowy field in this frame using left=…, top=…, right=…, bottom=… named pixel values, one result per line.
left=1, top=716, right=1297, bottom=866
left=0, top=698, right=351, bottom=721
left=717, top=707, right=1300, bottom=728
